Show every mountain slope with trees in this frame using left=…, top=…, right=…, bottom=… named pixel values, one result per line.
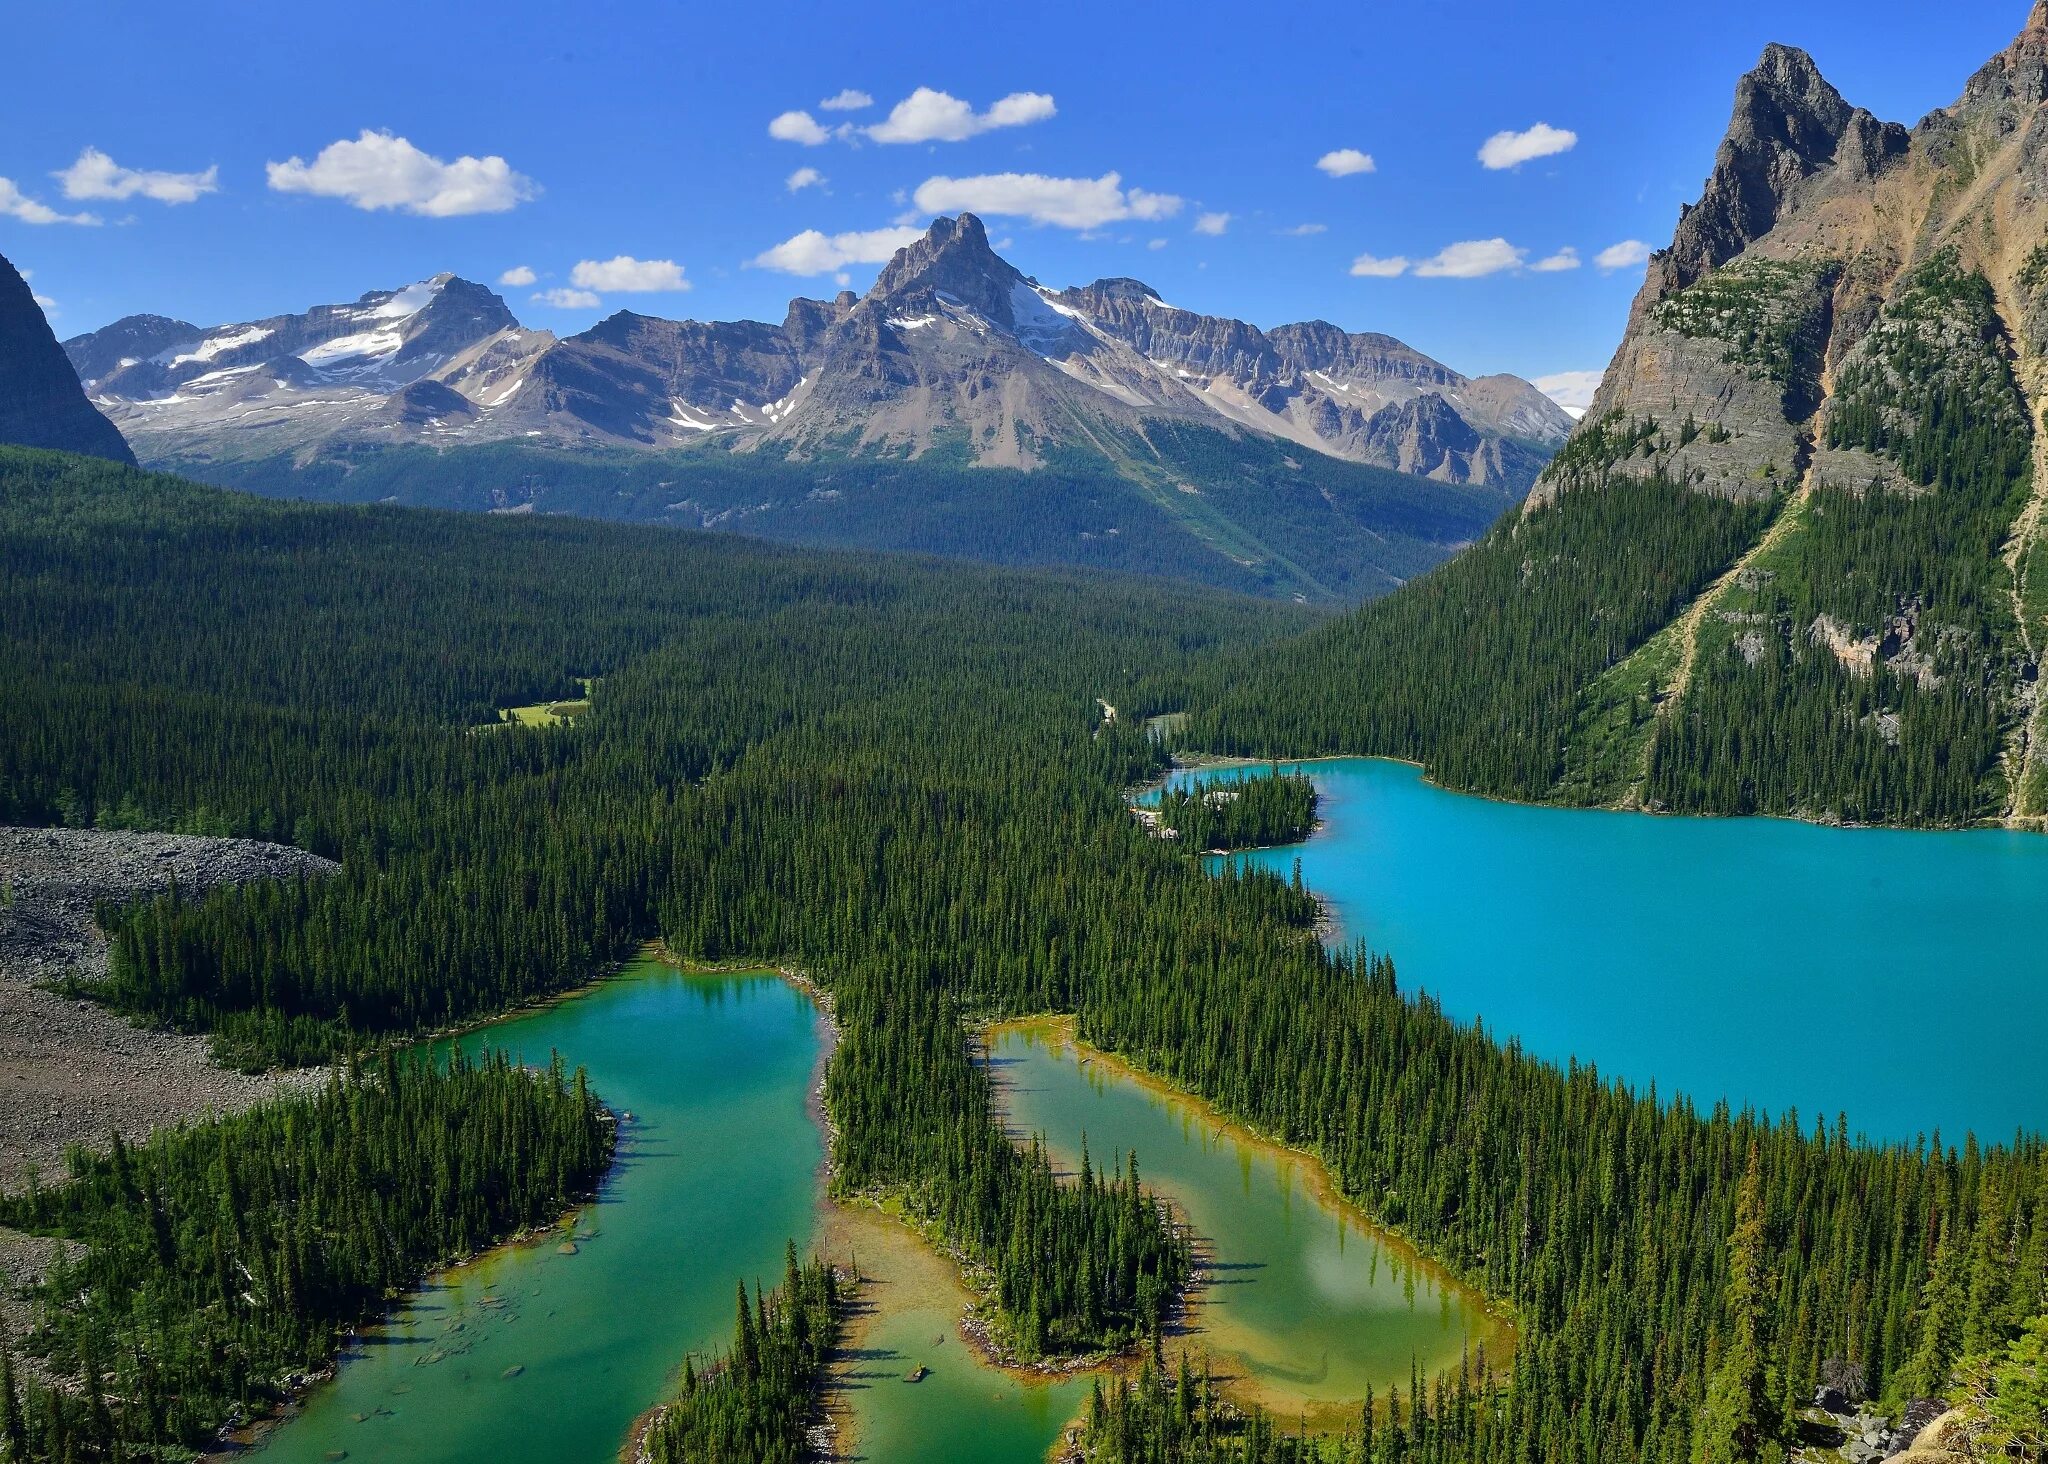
left=1186, top=8, right=2048, bottom=828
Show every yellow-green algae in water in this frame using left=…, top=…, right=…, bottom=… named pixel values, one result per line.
left=253, top=958, right=1094, bottom=1464
left=989, top=1018, right=1511, bottom=1426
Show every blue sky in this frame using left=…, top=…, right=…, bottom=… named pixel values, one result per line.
left=3, top=1, right=2030, bottom=406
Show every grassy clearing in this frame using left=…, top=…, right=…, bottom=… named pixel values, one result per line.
left=479, top=676, right=599, bottom=731
left=1557, top=615, right=1690, bottom=805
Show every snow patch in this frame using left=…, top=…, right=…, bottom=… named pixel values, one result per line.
left=667, top=401, right=722, bottom=432
left=166, top=326, right=274, bottom=366
left=368, top=279, right=445, bottom=320
left=300, top=329, right=406, bottom=372
left=1009, top=282, right=1085, bottom=355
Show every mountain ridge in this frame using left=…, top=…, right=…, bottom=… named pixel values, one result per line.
left=65, top=216, right=1570, bottom=492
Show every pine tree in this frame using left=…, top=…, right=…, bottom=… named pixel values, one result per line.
left=1694, top=1142, right=1778, bottom=1464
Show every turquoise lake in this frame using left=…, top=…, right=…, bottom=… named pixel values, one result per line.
left=252, top=960, right=1090, bottom=1464
left=1183, top=758, right=2048, bottom=1145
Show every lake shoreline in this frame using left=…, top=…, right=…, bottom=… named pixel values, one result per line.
left=985, top=1014, right=1519, bottom=1431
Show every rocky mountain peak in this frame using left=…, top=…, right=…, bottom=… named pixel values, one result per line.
left=1081, top=277, right=1166, bottom=305
left=1956, top=0, right=2048, bottom=110
left=0, top=251, right=135, bottom=464
left=868, top=214, right=1023, bottom=324
left=1662, top=43, right=1907, bottom=289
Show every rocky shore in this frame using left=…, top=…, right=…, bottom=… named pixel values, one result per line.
left=0, top=825, right=336, bottom=1193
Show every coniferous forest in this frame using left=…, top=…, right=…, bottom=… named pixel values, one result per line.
left=2, top=443, right=2046, bottom=1461
left=0, top=1048, right=611, bottom=1458
left=1154, top=766, right=1318, bottom=851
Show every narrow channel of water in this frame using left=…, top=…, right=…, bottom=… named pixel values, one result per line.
left=1176, top=757, right=2048, bottom=1143
left=990, top=1020, right=1508, bottom=1427
left=252, top=959, right=1088, bottom=1464
left=252, top=963, right=825, bottom=1464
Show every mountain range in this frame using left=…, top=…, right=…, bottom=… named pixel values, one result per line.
left=65, top=214, right=1569, bottom=490
left=14, top=217, right=1572, bottom=603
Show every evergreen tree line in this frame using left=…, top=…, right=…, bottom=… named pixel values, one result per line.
left=1172, top=258, right=2037, bottom=828
left=0, top=1048, right=611, bottom=1461
left=1155, top=767, right=1318, bottom=851
left=641, top=1244, right=840, bottom=1464
left=5, top=447, right=2047, bottom=1460
left=1171, top=476, right=1777, bottom=801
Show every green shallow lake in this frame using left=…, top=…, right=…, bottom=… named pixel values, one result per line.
left=254, top=959, right=1088, bottom=1464
left=990, top=1022, right=1507, bottom=1424
left=1181, top=757, right=2048, bottom=1144
left=252, top=963, right=827, bottom=1464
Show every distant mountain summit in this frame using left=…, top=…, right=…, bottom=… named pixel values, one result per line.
left=67, top=217, right=1570, bottom=493
left=0, top=253, right=134, bottom=465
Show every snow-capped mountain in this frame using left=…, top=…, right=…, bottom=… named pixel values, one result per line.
left=67, top=217, right=1571, bottom=491
left=66, top=276, right=554, bottom=462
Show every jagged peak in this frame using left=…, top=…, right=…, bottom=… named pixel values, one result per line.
left=1658, top=40, right=1906, bottom=288
left=867, top=214, right=1022, bottom=323
left=1955, top=0, right=2048, bottom=109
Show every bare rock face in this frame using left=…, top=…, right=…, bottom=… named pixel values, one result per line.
left=0, top=252, right=134, bottom=465
left=1540, top=4, right=2048, bottom=506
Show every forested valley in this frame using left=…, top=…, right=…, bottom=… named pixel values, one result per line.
left=2, top=444, right=2045, bottom=1461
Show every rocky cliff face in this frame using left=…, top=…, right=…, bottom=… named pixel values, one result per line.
left=68, top=216, right=1568, bottom=493
left=1548, top=6, right=2046, bottom=503
left=1534, top=3, right=2048, bottom=825
left=0, top=253, right=134, bottom=465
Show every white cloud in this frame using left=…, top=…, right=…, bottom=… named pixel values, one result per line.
left=498, top=265, right=537, bottom=287
left=0, top=177, right=98, bottom=225
left=912, top=172, right=1180, bottom=229
left=570, top=256, right=689, bottom=292
left=1478, top=123, right=1578, bottom=170
left=752, top=225, right=924, bottom=275
left=1148, top=238, right=1168, bottom=250
left=267, top=130, right=535, bottom=216
left=1595, top=239, right=1653, bottom=271
left=1535, top=369, right=1604, bottom=419
left=1532, top=247, right=1581, bottom=272
left=31, top=291, right=56, bottom=311
left=1415, top=238, right=1527, bottom=278
left=1193, top=211, right=1231, bottom=236
left=1316, top=148, right=1377, bottom=178
left=768, top=110, right=832, bottom=146
left=532, top=287, right=601, bottom=309
left=786, top=166, right=826, bottom=193
left=818, top=89, right=873, bottom=112
left=56, top=147, right=218, bottom=205
left=866, top=88, right=1056, bottom=144
left=1349, top=253, right=1410, bottom=278
left=1280, top=222, right=1328, bottom=236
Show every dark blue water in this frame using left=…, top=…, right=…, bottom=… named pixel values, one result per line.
left=1182, top=759, right=2048, bottom=1145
